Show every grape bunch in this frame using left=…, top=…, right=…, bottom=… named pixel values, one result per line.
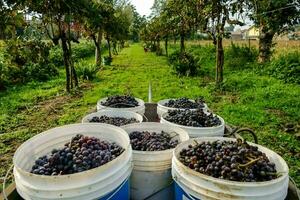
left=31, top=134, right=124, bottom=176
left=101, top=95, right=139, bottom=108
left=164, top=109, right=221, bottom=127
left=164, top=97, right=205, bottom=109
left=88, top=115, right=139, bottom=126
left=129, top=131, right=179, bottom=151
left=179, top=140, right=278, bottom=182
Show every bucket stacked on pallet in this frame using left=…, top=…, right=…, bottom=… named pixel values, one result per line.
left=122, top=122, right=189, bottom=200
left=159, top=98, right=224, bottom=138
left=172, top=137, right=289, bottom=200
left=13, top=123, right=133, bottom=200
left=97, top=95, right=145, bottom=115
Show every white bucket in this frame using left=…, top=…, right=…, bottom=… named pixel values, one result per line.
left=13, top=123, right=133, bottom=200
left=160, top=113, right=225, bottom=138
left=97, top=97, right=145, bottom=115
left=157, top=99, right=208, bottom=119
left=122, top=122, right=189, bottom=200
left=82, top=110, right=143, bottom=125
left=172, top=137, right=289, bottom=200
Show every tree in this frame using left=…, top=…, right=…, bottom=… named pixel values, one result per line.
left=150, top=0, right=166, bottom=17
left=102, top=0, right=133, bottom=58
left=0, top=1, right=24, bottom=39
left=129, top=6, right=147, bottom=42
left=247, top=0, right=300, bottom=63
left=84, top=1, right=113, bottom=66
left=163, top=0, right=198, bottom=53
left=201, top=0, right=244, bottom=86
left=9, top=0, right=91, bottom=92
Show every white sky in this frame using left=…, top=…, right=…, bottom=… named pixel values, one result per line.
left=130, top=0, right=154, bottom=16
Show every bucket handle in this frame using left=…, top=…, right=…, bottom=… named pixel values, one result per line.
left=289, top=176, right=300, bottom=200
left=225, top=124, right=258, bottom=144
left=1, top=164, right=14, bottom=200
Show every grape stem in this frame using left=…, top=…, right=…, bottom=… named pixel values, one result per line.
left=169, top=132, right=179, bottom=139
left=193, top=140, right=199, bottom=145
left=239, top=157, right=261, bottom=168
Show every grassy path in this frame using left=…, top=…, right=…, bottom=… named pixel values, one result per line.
left=0, top=43, right=299, bottom=190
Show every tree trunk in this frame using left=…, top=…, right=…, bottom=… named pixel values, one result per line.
left=95, top=30, right=103, bottom=66
left=67, top=23, right=78, bottom=88
left=107, top=37, right=112, bottom=58
left=61, top=34, right=71, bottom=93
left=216, top=36, right=224, bottom=86
left=180, top=33, right=185, bottom=53
left=156, top=39, right=161, bottom=55
left=165, top=37, right=168, bottom=56
left=258, top=28, right=274, bottom=63
left=113, top=41, right=118, bottom=55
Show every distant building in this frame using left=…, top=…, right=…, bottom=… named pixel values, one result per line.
left=245, top=26, right=260, bottom=40
left=230, top=30, right=243, bottom=40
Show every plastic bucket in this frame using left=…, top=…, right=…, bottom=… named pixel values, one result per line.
left=160, top=113, right=225, bottom=138
left=13, top=123, right=133, bottom=200
left=172, top=137, right=289, bottom=200
left=82, top=110, right=143, bottom=125
left=122, top=122, right=189, bottom=200
left=97, top=97, right=145, bottom=115
left=157, top=99, right=208, bottom=119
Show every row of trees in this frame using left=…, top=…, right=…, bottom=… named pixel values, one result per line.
left=1, top=0, right=146, bottom=92
left=143, top=0, right=299, bottom=86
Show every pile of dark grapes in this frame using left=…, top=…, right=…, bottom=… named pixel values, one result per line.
left=101, top=95, right=139, bottom=108
left=129, top=131, right=179, bottom=151
left=31, top=134, right=124, bottom=176
left=164, top=109, right=221, bottom=127
left=88, top=115, right=139, bottom=126
left=164, top=97, right=205, bottom=109
left=179, top=140, right=278, bottom=182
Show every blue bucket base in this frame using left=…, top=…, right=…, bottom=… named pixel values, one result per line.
left=174, top=182, right=199, bottom=200
left=100, top=179, right=130, bottom=200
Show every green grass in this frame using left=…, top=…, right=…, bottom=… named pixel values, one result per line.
left=0, top=43, right=299, bottom=192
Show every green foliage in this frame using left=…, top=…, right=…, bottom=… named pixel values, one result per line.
left=247, top=0, right=300, bottom=35
left=75, top=59, right=99, bottom=80
left=49, top=45, right=64, bottom=66
left=0, top=38, right=58, bottom=89
left=6, top=39, right=52, bottom=66
left=72, top=41, right=95, bottom=60
left=104, top=56, right=113, bottom=65
left=266, top=51, right=300, bottom=84
left=156, top=46, right=163, bottom=56
left=225, top=43, right=258, bottom=70
left=186, top=45, right=215, bottom=76
left=23, top=62, right=58, bottom=82
left=129, top=6, right=147, bottom=42
left=168, top=50, right=199, bottom=76
left=49, top=41, right=95, bottom=66
left=0, top=57, right=9, bottom=90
